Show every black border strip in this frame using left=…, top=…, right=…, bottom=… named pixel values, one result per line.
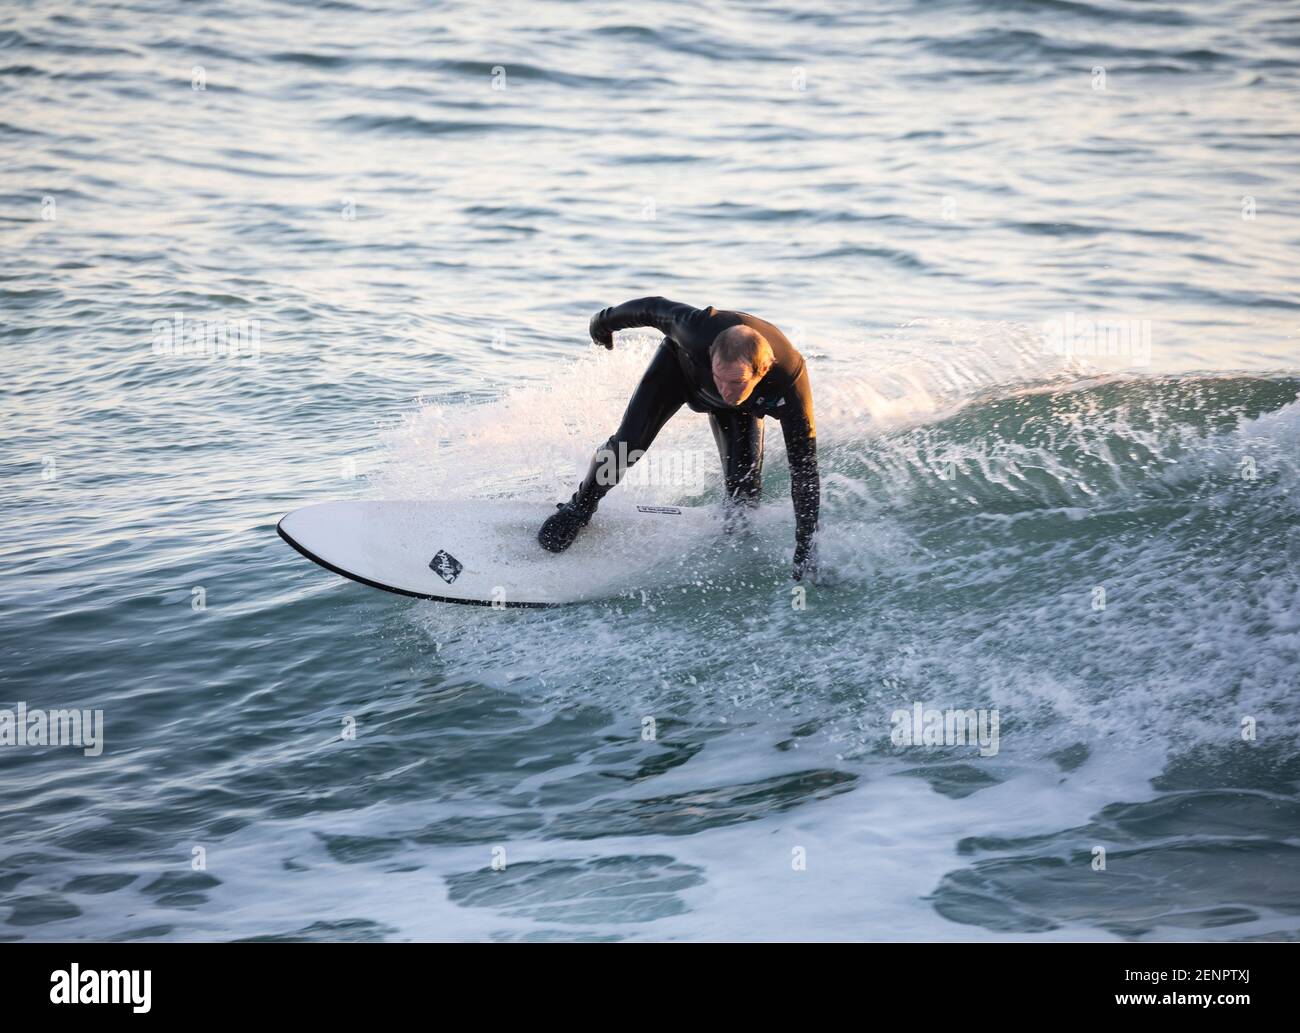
left=276, top=518, right=559, bottom=609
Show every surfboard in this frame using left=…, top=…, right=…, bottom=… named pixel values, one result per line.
left=277, top=499, right=721, bottom=607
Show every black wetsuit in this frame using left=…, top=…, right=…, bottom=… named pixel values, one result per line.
left=578, top=296, right=819, bottom=557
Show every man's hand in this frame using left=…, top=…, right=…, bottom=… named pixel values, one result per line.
left=792, top=535, right=818, bottom=583
left=589, top=311, right=613, bottom=349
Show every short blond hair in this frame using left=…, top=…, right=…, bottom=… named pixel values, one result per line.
left=711, top=325, right=773, bottom=374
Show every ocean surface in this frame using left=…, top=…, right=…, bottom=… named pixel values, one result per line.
left=2, top=0, right=1298, bottom=941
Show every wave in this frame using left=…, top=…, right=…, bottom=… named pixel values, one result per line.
left=836, top=373, right=1300, bottom=514
left=377, top=335, right=1300, bottom=780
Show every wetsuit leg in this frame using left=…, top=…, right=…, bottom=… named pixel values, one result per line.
left=708, top=409, right=765, bottom=507
left=576, top=339, right=688, bottom=501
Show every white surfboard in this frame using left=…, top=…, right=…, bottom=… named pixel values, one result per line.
left=277, top=499, right=722, bottom=607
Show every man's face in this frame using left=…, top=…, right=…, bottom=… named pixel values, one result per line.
left=712, top=355, right=770, bottom=406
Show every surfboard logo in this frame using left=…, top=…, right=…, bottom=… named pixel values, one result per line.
left=429, top=549, right=463, bottom=584
left=636, top=505, right=682, bottom=515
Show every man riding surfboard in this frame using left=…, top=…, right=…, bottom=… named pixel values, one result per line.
left=537, top=297, right=821, bottom=581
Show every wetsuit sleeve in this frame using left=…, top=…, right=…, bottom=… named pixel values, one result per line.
left=780, top=368, right=820, bottom=554
left=590, top=297, right=703, bottom=345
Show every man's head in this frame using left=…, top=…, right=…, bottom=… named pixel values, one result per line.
left=710, top=326, right=774, bottom=406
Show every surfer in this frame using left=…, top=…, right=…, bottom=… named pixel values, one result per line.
left=537, top=297, right=820, bottom=581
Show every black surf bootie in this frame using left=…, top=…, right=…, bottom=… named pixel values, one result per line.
left=537, top=489, right=600, bottom=553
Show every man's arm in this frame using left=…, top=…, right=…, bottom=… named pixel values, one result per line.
left=589, top=297, right=702, bottom=348
left=780, top=368, right=820, bottom=580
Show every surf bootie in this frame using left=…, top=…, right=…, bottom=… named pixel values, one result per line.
left=537, top=489, right=600, bottom=553
left=720, top=491, right=760, bottom=538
